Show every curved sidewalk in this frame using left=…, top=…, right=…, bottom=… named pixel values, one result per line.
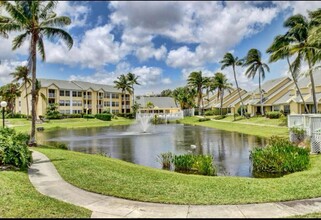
left=28, top=150, right=321, bottom=218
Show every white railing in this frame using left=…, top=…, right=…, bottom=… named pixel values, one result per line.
left=288, top=114, right=321, bottom=153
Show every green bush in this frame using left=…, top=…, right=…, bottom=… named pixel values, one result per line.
left=265, top=111, right=281, bottom=119
left=237, top=105, right=247, bottom=115
left=213, top=115, right=226, bottom=120
left=62, top=114, right=82, bottom=119
left=46, top=103, right=62, bottom=119
left=83, top=114, right=95, bottom=119
left=172, top=154, right=216, bottom=176
left=95, top=113, right=112, bottom=121
left=6, top=113, right=27, bottom=118
left=0, top=128, right=32, bottom=170
left=198, top=118, right=210, bottom=122
left=250, top=136, right=310, bottom=175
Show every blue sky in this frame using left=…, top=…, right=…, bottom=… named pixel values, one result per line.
left=0, top=1, right=321, bottom=95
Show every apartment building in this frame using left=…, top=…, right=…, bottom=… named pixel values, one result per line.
left=15, top=78, right=132, bottom=117
left=135, top=96, right=181, bottom=114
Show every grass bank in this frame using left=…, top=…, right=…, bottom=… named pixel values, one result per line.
left=179, top=116, right=289, bottom=138
left=0, top=170, right=91, bottom=218
left=35, top=147, right=321, bottom=205
left=7, top=117, right=134, bottom=133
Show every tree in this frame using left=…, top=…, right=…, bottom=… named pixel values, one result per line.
left=26, top=79, right=46, bottom=119
left=243, top=48, right=270, bottom=116
left=266, top=34, right=309, bottom=113
left=0, top=1, right=73, bottom=146
left=146, top=101, right=154, bottom=109
left=126, top=72, right=140, bottom=108
left=172, top=86, right=196, bottom=109
left=187, top=71, right=208, bottom=115
left=113, top=74, right=131, bottom=113
left=0, top=82, right=21, bottom=115
left=212, top=72, right=233, bottom=115
left=10, top=65, right=31, bottom=117
left=283, top=12, right=321, bottom=113
left=160, top=89, right=172, bottom=97
left=220, top=52, right=246, bottom=116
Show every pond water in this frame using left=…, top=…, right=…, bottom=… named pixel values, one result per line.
left=36, top=123, right=268, bottom=177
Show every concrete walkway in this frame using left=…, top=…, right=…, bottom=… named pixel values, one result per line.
left=28, top=150, right=321, bottom=218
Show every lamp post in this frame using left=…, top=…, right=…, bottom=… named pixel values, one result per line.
left=1, top=101, right=7, bottom=128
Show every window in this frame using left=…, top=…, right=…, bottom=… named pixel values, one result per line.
left=112, top=101, right=119, bottom=107
left=112, top=93, right=119, bottom=99
left=104, top=92, right=110, bottom=98
left=65, top=100, right=70, bottom=106
left=65, top=91, right=70, bottom=96
left=78, top=91, right=82, bottom=97
left=72, top=91, right=77, bottom=97
left=60, top=90, right=65, bottom=96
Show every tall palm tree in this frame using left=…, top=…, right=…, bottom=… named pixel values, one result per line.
left=220, top=52, right=246, bottom=116
left=10, top=65, right=31, bottom=117
left=114, top=74, right=132, bottom=113
left=284, top=13, right=321, bottom=113
left=243, top=48, right=270, bottom=116
left=187, top=71, right=208, bottom=115
left=126, top=72, right=140, bottom=109
left=212, top=72, right=233, bottom=115
left=0, top=1, right=73, bottom=146
left=266, top=34, right=309, bottom=114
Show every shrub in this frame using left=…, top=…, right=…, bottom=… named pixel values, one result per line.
left=83, top=114, right=95, bottom=119
left=213, top=115, right=226, bottom=120
left=265, top=111, right=281, bottom=119
left=172, top=154, right=216, bottom=176
left=0, top=128, right=32, bottom=170
left=62, top=114, right=82, bottom=119
left=250, top=136, right=310, bottom=175
left=46, top=103, right=62, bottom=119
left=6, top=113, right=27, bottom=119
left=198, top=118, right=210, bottom=122
left=95, top=113, right=112, bottom=121
left=289, top=127, right=305, bottom=144
left=156, top=152, right=173, bottom=169
left=237, top=105, right=247, bottom=115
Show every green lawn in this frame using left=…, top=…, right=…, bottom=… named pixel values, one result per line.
left=7, top=117, right=134, bottom=133
left=179, top=116, right=289, bottom=138
left=35, top=147, right=321, bottom=205
left=0, top=170, right=91, bottom=218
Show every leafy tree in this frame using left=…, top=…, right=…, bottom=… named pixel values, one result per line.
left=172, top=86, right=196, bottom=109
left=220, top=52, right=246, bottom=116
left=160, top=89, right=172, bottom=97
left=0, top=1, right=73, bottom=146
left=45, top=103, right=61, bottom=119
left=212, top=72, right=233, bottom=115
left=243, top=48, right=270, bottom=116
left=266, top=34, right=309, bottom=113
left=146, top=101, right=154, bottom=109
left=10, top=65, right=31, bottom=117
left=0, top=82, right=21, bottom=115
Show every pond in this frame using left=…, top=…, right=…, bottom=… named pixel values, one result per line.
left=36, top=123, right=268, bottom=177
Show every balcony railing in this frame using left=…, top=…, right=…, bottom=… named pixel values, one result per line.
left=84, top=95, right=92, bottom=99
left=48, top=93, right=55, bottom=98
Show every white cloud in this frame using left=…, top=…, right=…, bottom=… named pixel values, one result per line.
left=0, top=60, right=28, bottom=85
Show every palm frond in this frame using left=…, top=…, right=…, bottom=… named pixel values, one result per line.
left=37, top=36, right=46, bottom=61
left=42, top=27, right=73, bottom=49
left=0, top=1, right=29, bottom=25
left=12, top=32, right=29, bottom=50
left=41, top=16, right=71, bottom=27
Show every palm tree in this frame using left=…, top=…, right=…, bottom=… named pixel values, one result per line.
left=126, top=72, right=140, bottom=109
left=26, top=79, right=46, bottom=119
left=114, top=74, right=132, bottom=113
left=283, top=13, right=321, bottom=113
left=187, top=71, right=208, bottom=115
left=0, top=1, right=73, bottom=146
left=10, top=65, right=31, bottom=117
left=0, top=82, right=21, bottom=115
left=266, top=34, right=309, bottom=114
left=172, top=86, right=196, bottom=109
left=212, top=72, right=233, bottom=115
left=243, top=48, right=270, bottom=116
left=220, top=52, right=246, bottom=116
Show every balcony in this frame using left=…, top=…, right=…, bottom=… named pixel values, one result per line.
left=84, top=95, right=92, bottom=99
left=48, top=93, right=55, bottom=98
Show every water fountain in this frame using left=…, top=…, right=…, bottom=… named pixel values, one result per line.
left=136, top=113, right=154, bottom=133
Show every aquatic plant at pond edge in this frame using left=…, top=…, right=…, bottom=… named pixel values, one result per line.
left=156, top=152, right=173, bottom=169
left=250, top=136, right=310, bottom=175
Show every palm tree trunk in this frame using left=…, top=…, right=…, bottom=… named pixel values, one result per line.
left=233, top=65, right=245, bottom=116
left=259, top=73, right=264, bottom=116
left=29, top=36, right=37, bottom=146
left=132, top=86, right=135, bottom=113
left=25, top=82, right=29, bottom=117
left=307, top=58, right=318, bottom=114
left=198, top=88, right=202, bottom=115
left=287, top=57, right=309, bottom=114
left=220, top=89, right=224, bottom=116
